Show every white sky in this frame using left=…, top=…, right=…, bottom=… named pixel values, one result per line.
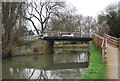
left=28, top=0, right=120, bottom=31
left=66, top=0, right=120, bottom=17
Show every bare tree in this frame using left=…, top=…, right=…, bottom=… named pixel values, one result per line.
left=24, top=0, right=65, bottom=37
left=71, top=15, right=99, bottom=37
left=50, top=6, right=79, bottom=32
left=2, top=2, right=26, bottom=57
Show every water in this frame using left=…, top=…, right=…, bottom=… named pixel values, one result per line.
left=2, top=47, right=89, bottom=79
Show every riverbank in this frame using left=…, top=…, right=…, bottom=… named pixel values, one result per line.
left=81, top=40, right=106, bottom=79
left=54, top=44, right=89, bottom=48
left=12, top=40, right=53, bottom=56
left=14, top=39, right=40, bottom=47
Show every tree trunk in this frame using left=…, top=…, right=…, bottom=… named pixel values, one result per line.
left=2, top=32, right=12, bottom=58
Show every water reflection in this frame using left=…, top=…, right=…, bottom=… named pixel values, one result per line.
left=2, top=48, right=89, bottom=79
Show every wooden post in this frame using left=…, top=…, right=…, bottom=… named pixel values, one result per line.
left=102, top=38, right=107, bottom=62
left=102, top=39, right=105, bottom=62
left=102, top=48, right=105, bottom=62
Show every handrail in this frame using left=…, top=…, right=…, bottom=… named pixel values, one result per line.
left=104, top=34, right=119, bottom=40
left=94, top=34, right=104, bottom=40
left=104, top=34, right=120, bottom=48
left=93, top=34, right=106, bottom=62
left=93, top=34, right=119, bottom=62
left=101, top=38, right=104, bottom=48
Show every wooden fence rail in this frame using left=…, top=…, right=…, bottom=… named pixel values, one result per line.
left=93, top=34, right=120, bottom=62
left=92, top=34, right=107, bottom=62
left=92, top=34, right=104, bottom=51
left=104, top=34, right=120, bottom=48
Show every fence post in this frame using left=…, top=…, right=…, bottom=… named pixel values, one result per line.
left=93, top=34, right=107, bottom=62
left=102, top=38, right=106, bottom=62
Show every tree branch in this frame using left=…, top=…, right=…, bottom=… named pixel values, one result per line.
left=24, top=17, right=40, bottom=36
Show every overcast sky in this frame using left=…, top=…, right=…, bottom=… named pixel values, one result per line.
left=66, top=0, right=120, bottom=17
left=28, top=0, right=120, bottom=31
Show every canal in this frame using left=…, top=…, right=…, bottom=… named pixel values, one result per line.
left=2, top=43, right=90, bottom=79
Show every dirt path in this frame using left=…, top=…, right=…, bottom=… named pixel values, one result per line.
left=106, top=44, right=119, bottom=79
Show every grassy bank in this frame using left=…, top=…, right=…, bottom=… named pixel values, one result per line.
left=14, top=39, right=40, bottom=47
left=55, top=44, right=88, bottom=48
left=56, top=41, right=72, bottom=45
left=81, top=40, right=106, bottom=79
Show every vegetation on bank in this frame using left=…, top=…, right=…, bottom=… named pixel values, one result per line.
left=14, top=39, right=40, bottom=47
left=81, top=40, right=106, bottom=79
left=55, top=44, right=88, bottom=48
left=56, top=41, right=72, bottom=45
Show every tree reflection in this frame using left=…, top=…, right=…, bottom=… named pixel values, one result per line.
left=3, top=48, right=89, bottom=79
left=29, top=69, right=35, bottom=79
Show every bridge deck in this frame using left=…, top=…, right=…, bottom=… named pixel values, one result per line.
left=44, top=37, right=92, bottom=41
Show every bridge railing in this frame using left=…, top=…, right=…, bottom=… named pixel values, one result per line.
left=48, top=31, right=81, bottom=37
left=104, top=34, right=120, bottom=48
left=48, top=31, right=90, bottom=38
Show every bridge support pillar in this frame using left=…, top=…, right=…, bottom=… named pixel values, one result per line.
left=44, top=41, right=54, bottom=54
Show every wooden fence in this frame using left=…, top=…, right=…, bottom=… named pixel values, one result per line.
left=92, top=34, right=105, bottom=51
left=104, top=34, right=120, bottom=48
left=92, top=34, right=107, bottom=62
left=93, top=34, right=120, bottom=62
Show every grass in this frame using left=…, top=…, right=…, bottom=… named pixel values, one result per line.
left=14, top=39, right=40, bottom=47
left=55, top=44, right=88, bottom=47
left=23, top=39, right=40, bottom=43
left=81, top=40, right=106, bottom=79
left=56, top=41, right=72, bottom=45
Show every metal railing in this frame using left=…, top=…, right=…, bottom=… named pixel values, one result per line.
left=48, top=31, right=90, bottom=38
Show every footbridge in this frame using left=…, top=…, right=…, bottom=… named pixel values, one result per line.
left=43, top=31, right=92, bottom=41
